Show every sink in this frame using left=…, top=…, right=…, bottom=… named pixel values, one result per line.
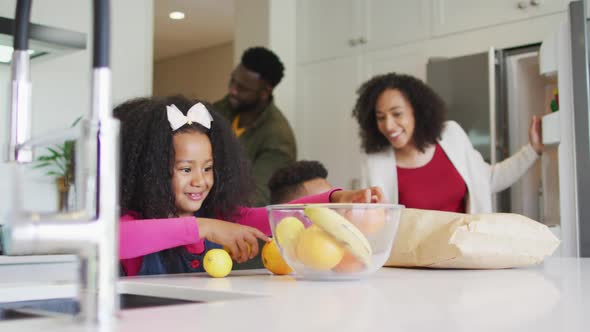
left=0, top=293, right=202, bottom=320
left=0, top=279, right=259, bottom=321
left=0, top=308, right=43, bottom=321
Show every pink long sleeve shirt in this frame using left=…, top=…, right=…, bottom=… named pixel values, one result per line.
left=119, top=189, right=339, bottom=276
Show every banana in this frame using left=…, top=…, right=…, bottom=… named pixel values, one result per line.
left=304, top=206, right=372, bottom=267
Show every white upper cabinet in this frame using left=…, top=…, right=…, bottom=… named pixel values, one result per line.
left=297, top=0, right=361, bottom=63
left=432, top=0, right=570, bottom=36
left=297, top=0, right=431, bottom=63
left=362, top=0, right=431, bottom=52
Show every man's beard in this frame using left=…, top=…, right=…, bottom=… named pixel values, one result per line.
left=231, top=96, right=261, bottom=113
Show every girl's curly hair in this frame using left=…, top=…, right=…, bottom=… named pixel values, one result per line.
left=352, top=73, right=447, bottom=153
left=114, top=95, right=254, bottom=220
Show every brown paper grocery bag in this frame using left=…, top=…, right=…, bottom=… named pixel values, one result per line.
left=385, top=208, right=560, bottom=269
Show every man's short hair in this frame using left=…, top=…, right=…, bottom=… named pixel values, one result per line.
left=268, top=160, right=328, bottom=204
left=241, top=47, right=285, bottom=87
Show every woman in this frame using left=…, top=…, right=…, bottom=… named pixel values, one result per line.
left=352, top=73, right=543, bottom=213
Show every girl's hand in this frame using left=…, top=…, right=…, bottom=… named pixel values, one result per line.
left=330, top=187, right=384, bottom=204
left=529, top=115, right=543, bottom=155
left=198, top=218, right=271, bottom=263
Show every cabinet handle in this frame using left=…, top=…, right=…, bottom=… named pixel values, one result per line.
left=517, top=1, right=528, bottom=9
left=358, top=37, right=367, bottom=44
left=530, top=0, right=542, bottom=6
left=348, top=38, right=358, bottom=47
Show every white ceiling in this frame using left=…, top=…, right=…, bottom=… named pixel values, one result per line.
left=154, top=0, right=234, bottom=61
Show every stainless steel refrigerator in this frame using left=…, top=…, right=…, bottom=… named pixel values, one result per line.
left=426, top=1, right=590, bottom=257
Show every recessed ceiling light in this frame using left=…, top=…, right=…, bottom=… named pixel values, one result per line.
left=169, top=11, right=185, bottom=20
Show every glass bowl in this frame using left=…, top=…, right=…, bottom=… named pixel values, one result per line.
left=266, top=203, right=403, bottom=280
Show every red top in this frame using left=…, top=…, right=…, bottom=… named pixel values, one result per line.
left=397, top=143, right=467, bottom=213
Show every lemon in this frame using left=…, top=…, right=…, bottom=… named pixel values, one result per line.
left=296, top=225, right=344, bottom=270
left=275, top=216, right=305, bottom=259
left=203, top=249, right=233, bottom=278
left=261, top=240, right=293, bottom=275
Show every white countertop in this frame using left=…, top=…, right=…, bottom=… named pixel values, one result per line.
left=0, top=255, right=77, bottom=285
left=1, top=257, right=588, bottom=332
left=0, top=254, right=77, bottom=266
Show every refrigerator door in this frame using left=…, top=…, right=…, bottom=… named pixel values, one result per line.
left=427, top=49, right=506, bottom=211
left=427, top=50, right=498, bottom=164
left=538, top=0, right=590, bottom=257
left=568, top=2, right=590, bottom=257
left=499, top=45, right=545, bottom=222
left=557, top=0, right=590, bottom=256
left=427, top=45, right=546, bottom=217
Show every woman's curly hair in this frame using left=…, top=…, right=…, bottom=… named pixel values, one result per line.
left=114, top=95, right=254, bottom=220
left=352, top=73, right=447, bottom=153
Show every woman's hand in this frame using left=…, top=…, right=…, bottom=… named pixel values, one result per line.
left=529, top=115, right=543, bottom=155
left=198, top=218, right=271, bottom=263
left=330, top=186, right=384, bottom=204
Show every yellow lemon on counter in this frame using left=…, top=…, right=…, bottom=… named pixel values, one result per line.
left=275, top=216, right=305, bottom=259
left=204, top=249, right=233, bottom=278
left=296, top=225, right=344, bottom=271
left=262, top=240, right=293, bottom=275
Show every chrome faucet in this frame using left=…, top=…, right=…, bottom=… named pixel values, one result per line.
left=2, top=0, right=119, bottom=325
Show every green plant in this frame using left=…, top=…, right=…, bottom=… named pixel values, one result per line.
left=33, top=117, right=81, bottom=186
left=34, top=140, right=75, bottom=183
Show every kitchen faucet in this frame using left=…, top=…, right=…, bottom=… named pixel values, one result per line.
left=2, top=0, right=119, bottom=325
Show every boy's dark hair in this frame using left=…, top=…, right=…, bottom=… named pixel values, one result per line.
left=352, top=73, right=447, bottom=153
left=241, top=46, right=284, bottom=87
left=268, top=160, right=328, bottom=204
left=114, top=95, right=254, bottom=220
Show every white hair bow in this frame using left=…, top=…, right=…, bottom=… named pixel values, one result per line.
left=166, top=103, right=213, bottom=131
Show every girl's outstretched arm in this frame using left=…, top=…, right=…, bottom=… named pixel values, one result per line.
left=119, top=214, right=202, bottom=259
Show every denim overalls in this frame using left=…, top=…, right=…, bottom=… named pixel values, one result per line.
left=136, top=239, right=222, bottom=275
left=131, top=211, right=223, bottom=276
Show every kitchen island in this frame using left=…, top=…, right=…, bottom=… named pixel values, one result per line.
left=1, top=257, right=588, bottom=332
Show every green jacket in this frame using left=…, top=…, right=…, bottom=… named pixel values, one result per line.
left=214, top=96, right=297, bottom=207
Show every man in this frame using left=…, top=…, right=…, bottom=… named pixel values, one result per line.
left=214, top=47, right=297, bottom=207
left=268, top=160, right=332, bottom=204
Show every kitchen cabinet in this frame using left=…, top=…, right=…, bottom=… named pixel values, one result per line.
left=296, top=56, right=363, bottom=189
left=297, top=0, right=430, bottom=63
left=432, top=0, right=570, bottom=36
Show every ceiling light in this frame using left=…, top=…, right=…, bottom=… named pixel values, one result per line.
left=0, top=16, right=86, bottom=64
left=169, top=11, right=185, bottom=20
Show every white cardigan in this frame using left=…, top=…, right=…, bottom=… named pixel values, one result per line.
left=361, top=121, right=539, bottom=213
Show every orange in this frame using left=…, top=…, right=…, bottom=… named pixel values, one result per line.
left=296, top=225, right=344, bottom=271
left=333, top=251, right=366, bottom=273
left=344, top=208, right=386, bottom=235
left=262, top=240, right=293, bottom=275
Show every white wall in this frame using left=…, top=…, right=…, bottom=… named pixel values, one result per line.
left=233, top=0, right=269, bottom=65
left=269, top=0, right=297, bottom=134
left=233, top=0, right=297, bottom=134
left=153, top=42, right=233, bottom=103
left=0, top=0, right=153, bottom=218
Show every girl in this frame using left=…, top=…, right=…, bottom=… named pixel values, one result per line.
left=115, top=95, right=382, bottom=276
left=353, top=73, right=542, bottom=214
